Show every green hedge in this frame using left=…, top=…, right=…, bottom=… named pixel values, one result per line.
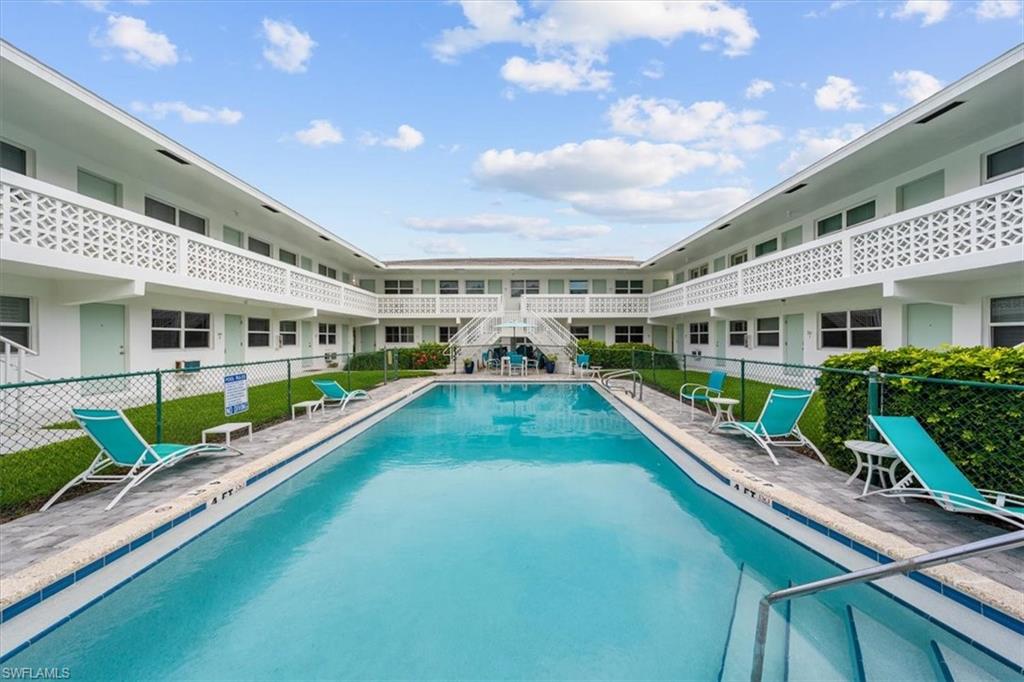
left=576, top=340, right=679, bottom=369
left=820, top=346, right=1024, bottom=496
left=344, top=342, right=449, bottom=371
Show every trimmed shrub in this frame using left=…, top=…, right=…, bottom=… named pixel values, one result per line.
left=576, top=340, right=679, bottom=369
left=344, top=342, right=449, bottom=371
left=819, top=346, right=1024, bottom=496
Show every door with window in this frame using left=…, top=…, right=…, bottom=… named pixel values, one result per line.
left=783, top=313, right=804, bottom=373
left=224, top=314, right=244, bottom=365
left=80, top=304, right=125, bottom=388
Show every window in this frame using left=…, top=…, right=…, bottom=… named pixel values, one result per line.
left=465, top=280, right=485, bottom=295
left=439, top=326, right=458, bottom=343
left=688, top=265, right=708, bottom=280
left=77, top=169, right=120, bottom=206
left=510, top=279, right=540, bottom=297
left=614, top=280, right=643, bottom=294
left=820, top=309, right=881, bottom=349
left=729, top=320, right=747, bottom=346
left=384, top=280, right=414, bottom=295
left=569, top=280, right=589, bottom=295
left=385, top=326, right=414, bottom=343
left=570, top=325, right=590, bottom=340
left=688, top=322, right=709, bottom=345
left=754, top=238, right=778, bottom=258
left=845, top=200, right=876, bottom=227
left=318, top=264, right=338, bottom=280
left=318, top=323, right=337, bottom=345
left=279, top=320, right=297, bottom=346
left=990, top=296, right=1024, bottom=347
left=222, top=226, right=243, bottom=248
left=247, top=318, right=270, bottom=347
left=756, top=317, right=780, bottom=347
left=278, top=249, right=297, bottom=266
left=145, top=197, right=207, bottom=235
left=729, top=250, right=748, bottom=266
left=817, top=212, right=843, bottom=237
left=151, top=309, right=210, bottom=349
left=300, top=256, right=313, bottom=271
left=1, top=141, right=28, bottom=175
left=439, top=280, right=460, bottom=295
left=781, top=226, right=802, bottom=250
left=985, top=141, right=1024, bottom=182
left=713, top=256, right=726, bottom=272
left=896, top=170, right=944, bottom=211
left=0, top=296, right=31, bottom=348
left=614, top=326, right=644, bottom=343
left=248, top=237, right=272, bottom=257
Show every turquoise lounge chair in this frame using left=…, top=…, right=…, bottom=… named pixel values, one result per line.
left=42, top=408, right=236, bottom=512
left=312, top=379, right=370, bottom=411
left=718, top=389, right=826, bottom=465
left=865, top=415, right=1024, bottom=523
left=505, top=352, right=526, bottom=376
left=679, top=369, right=727, bottom=420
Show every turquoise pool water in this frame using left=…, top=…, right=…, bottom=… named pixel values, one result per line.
left=7, top=384, right=1020, bottom=680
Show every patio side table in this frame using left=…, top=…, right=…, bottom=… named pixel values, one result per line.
left=844, top=439, right=901, bottom=497
left=708, top=397, right=740, bottom=432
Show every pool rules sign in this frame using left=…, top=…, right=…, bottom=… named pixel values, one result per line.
left=224, top=373, right=249, bottom=416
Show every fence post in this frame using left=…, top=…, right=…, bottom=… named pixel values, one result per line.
left=651, top=350, right=656, bottom=385
left=739, top=358, right=746, bottom=421
left=867, top=364, right=880, bottom=440
left=286, top=359, right=292, bottom=414
left=631, top=349, right=636, bottom=371
left=154, top=370, right=163, bottom=443
left=347, top=353, right=352, bottom=389
left=682, top=353, right=688, bottom=384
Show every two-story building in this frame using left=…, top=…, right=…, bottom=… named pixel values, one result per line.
left=1, top=40, right=1021, bottom=381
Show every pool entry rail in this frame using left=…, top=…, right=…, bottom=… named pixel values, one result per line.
left=749, top=529, right=1024, bottom=682
left=600, top=369, right=644, bottom=400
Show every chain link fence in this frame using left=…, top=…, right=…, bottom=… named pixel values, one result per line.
left=631, top=351, right=1024, bottom=497
left=0, top=352, right=433, bottom=517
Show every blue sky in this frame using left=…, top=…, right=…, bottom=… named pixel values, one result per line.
left=2, top=1, right=1022, bottom=260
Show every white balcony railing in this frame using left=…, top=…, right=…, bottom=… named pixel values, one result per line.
left=649, top=175, right=1023, bottom=317
left=377, top=294, right=501, bottom=318
left=520, top=293, right=650, bottom=317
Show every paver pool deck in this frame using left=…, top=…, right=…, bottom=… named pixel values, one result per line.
left=1, top=373, right=1020, bottom=608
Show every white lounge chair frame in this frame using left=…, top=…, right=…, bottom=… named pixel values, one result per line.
left=717, top=390, right=827, bottom=465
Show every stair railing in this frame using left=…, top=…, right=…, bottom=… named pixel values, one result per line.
left=1, top=335, right=45, bottom=384
left=750, top=529, right=1024, bottom=682
left=600, top=369, right=644, bottom=400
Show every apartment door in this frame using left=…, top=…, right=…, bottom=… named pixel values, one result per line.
left=359, top=326, right=376, bottom=351
left=301, top=321, right=314, bottom=367
left=906, top=303, right=952, bottom=348
left=784, top=313, right=804, bottom=373
left=80, top=303, right=125, bottom=377
left=224, top=314, right=244, bottom=365
left=714, top=320, right=726, bottom=366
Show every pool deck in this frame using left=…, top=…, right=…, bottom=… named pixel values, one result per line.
left=1, top=372, right=1021, bottom=620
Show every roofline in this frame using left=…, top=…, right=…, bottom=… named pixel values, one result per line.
left=0, top=39, right=386, bottom=269
left=640, top=42, right=1024, bottom=268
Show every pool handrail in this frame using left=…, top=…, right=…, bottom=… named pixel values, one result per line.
left=600, top=369, right=644, bottom=401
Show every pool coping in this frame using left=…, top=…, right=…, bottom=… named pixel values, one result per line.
left=611, top=391, right=1024, bottom=633
left=1, top=376, right=1021, bottom=642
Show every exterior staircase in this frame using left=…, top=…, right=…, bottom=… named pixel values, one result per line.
left=443, top=307, right=579, bottom=368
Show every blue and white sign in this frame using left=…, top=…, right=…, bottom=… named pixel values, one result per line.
left=224, top=373, right=249, bottom=416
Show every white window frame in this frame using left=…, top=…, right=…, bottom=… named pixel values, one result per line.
left=385, top=326, right=414, bottom=343
left=439, top=326, right=458, bottom=343
left=614, top=325, right=644, bottom=344
left=819, top=309, right=882, bottom=349
left=318, top=322, right=338, bottom=345
left=247, top=317, right=271, bottom=348
left=816, top=198, right=877, bottom=237
left=728, top=320, right=748, bottom=347
left=0, top=138, right=35, bottom=177
left=318, top=264, right=338, bottom=280
left=756, top=317, right=780, bottom=347
left=570, top=325, right=590, bottom=340
left=384, top=280, right=414, bottom=295
left=278, top=248, right=298, bottom=266
left=247, top=236, right=272, bottom=258
left=77, top=167, right=122, bottom=207
left=0, top=295, right=33, bottom=350
left=982, top=140, right=1024, bottom=183
left=144, top=195, right=207, bottom=236
left=465, top=280, right=485, bottom=295
left=614, top=280, right=644, bottom=294
left=688, top=264, right=709, bottom=281
left=568, top=280, right=589, bottom=295
left=150, top=309, right=211, bottom=350
left=688, top=321, right=709, bottom=345
left=439, top=280, right=460, bottom=295
left=754, top=238, right=778, bottom=258
left=510, top=280, right=540, bottom=297
left=729, top=250, right=748, bottom=267
left=989, top=295, right=1024, bottom=347
left=279, top=320, right=297, bottom=346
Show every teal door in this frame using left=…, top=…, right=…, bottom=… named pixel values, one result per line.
left=224, top=314, right=244, bottom=365
left=359, top=326, right=376, bottom=351
left=80, top=303, right=125, bottom=377
left=906, top=303, right=952, bottom=348
left=301, top=321, right=314, bottom=367
left=714, top=320, right=726, bottom=365
left=652, top=325, right=668, bottom=351
left=784, top=313, right=804, bottom=373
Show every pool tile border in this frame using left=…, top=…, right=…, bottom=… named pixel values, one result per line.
left=0, top=377, right=435, bottom=631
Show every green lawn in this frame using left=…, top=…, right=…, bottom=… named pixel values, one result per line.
left=1, top=369, right=432, bottom=517
left=637, top=368, right=827, bottom=459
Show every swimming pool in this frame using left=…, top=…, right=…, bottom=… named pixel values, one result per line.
left=4, top=383, right=1021, bottom=679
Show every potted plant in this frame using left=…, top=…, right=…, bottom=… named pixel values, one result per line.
left=545, top=354, right=557, bottom=374
left=463, top=357, right=475, bottom=374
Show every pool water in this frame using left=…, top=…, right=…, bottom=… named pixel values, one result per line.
left=7, top=384, right=1020, bottom=680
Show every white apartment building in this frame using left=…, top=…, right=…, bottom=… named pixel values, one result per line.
left=1, top=40, right=1021, bottom=381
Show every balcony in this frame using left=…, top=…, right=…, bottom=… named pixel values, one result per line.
left=520, top=294, right=650, bottom=318
left=377, top=294, right=502, bottom=318
left=649, top=175, right=1023, bottom=318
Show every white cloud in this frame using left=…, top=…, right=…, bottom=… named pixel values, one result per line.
left=881, top=102, right=900, bottom=115
left=406, top=214, right=611, bottom=241
left=432, top=1, right=758, bottom=92
left=814, top=75, right=864, bottom=111
left=974, top=0, right=1022, bottom=19
left=473, top=138, right=749, bottom=223
left=607, top=96, right=782, bottom=152
left=778, top=124, right=867, bottom=174
left=744, top=78, right=775, bottom=99
left=261, top=18, right=315, bottom=73
left=641, top=59, right=664, bottom=80
left=891, top=69, right=943, bottom=104
left=131, top=101, right=242, bottom=125
left=804, top=0, right=856, bottom=18
left=892, top=0, right=952, bottom=25
left=293, top=119, right=343, bottom=146
left=500, top=55, right=611, bottom=93
left=92, top=15, right=178, bottom=67
left=361, top=124, right=425, bottom=151
left=412, top=237, right=468, bottom=256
